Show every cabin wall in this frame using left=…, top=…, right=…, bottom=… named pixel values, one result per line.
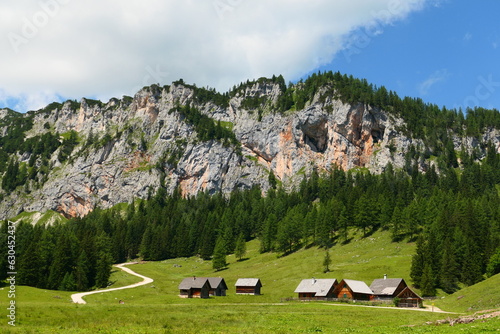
left=236, top=287, right=258, bottom=295
left=336, top=287, right=353, bottom=299
left=298, top=292, right=315, bottom=300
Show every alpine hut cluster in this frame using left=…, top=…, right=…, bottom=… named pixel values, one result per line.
left=178, top=277, right=228, bottom=298
left=294, top=275, right=422, bottom=307
left=178, top=277, right=262, bottom=298
left=177, top=275, right=422, bottom=307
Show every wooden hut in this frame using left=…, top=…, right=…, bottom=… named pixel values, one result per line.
left=235, top=278, right=262, bottom=295
left=396, top=287, right=423, bottom=308
left=294, top=278, right=338, bottom=300
left=370, top=276, right=408, bottom=300
left=207, top=277, right=228, bottom=296
left=178, top=277, right=210, bottom=298
left=334, top=279, right=373, bottom=301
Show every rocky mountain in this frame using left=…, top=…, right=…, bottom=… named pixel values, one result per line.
left=0, top=74, right=499, bottom=221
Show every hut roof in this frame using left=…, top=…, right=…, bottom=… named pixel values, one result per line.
left=178, top=277, right=208, bottom=290
left=235, top=278, right=261, bottom=287
left=370, top=278, right=406, bottom=296
left=207, top=277, right=228, bottom=290
left=294, top=278, right=337, bottom=297
left=396, top=286, right=422, bottom=300
left=342, top=279, right=373, bottom=295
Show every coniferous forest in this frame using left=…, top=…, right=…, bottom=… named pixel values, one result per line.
left=1, top=147, right=499, bottom=293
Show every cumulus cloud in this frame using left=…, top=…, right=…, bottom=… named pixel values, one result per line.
left=1, top=0, right=430, bottom=111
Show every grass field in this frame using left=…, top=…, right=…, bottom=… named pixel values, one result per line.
left=1, top=230, right=499, bottom=333
left=434, top=273, right=500, bottom=313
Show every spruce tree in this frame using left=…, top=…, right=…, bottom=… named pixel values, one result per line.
left=420, top=263, right=436, bottom=296
left=410, top=236, right=425, bottom=288
left=95, top=232, right=113, bottom=288
left=323, top=249, right=332, bottom=273
left=18, top=241, right=40, bottom=286
left=212, top=236, right=227, bottom=271
left=75, top=251, right=90, bottom=291
left=234, top=234, right=246, bottom=261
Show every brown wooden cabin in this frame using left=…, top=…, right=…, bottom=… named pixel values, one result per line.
left=294, top=278, right=338, bottom=300
left=396, top=287, right=423, bottom=308
left=334, top=279, right=373, bottom=301
left=178, top=277, right=210, bottom=299
left=235, top=278, right=262, bottom=295
left=207, top=277, right=228, bottom=296
left=369, top=276, right=408, bottom=300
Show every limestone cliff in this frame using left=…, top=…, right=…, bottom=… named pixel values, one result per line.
left=0, top=79, right=498, bottom=221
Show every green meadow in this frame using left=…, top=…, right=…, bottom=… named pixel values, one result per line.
left=1, top=230, right=499, bottom=333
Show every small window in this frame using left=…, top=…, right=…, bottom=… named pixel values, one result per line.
left=343, top=293, right=347, bottom=298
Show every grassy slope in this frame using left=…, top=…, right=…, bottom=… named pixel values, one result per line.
left=2, top=230, right=499, bottom=333
left=81, top=229, right=415, bottom=305
left=434, top=273, right=500, bottom=313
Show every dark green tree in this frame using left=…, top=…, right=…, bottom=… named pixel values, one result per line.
left=212, top=236, right=227, bottom=271
left=234, top=234, right=247, bottom=261
left=75, top=251, right=90, bottom=291
left=95, top=232, right=113, bottom=288
left=323, top=249, right=332, bottom=273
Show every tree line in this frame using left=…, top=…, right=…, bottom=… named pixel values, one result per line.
left=0, top=219, right=112, bottom=291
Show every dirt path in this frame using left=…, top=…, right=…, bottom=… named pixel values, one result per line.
left=71, top=262, right=153, bottom=304
left=322, top=302, right=459, bottom=314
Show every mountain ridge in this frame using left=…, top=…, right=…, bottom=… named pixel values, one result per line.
left=0, top=72, right=499, bottom=220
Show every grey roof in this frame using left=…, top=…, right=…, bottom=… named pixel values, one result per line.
left=178, top=277, right=208, bottom=289
left=396, top=286, right=422, bottom=299
left=342, top=279, right=373, bottom=295
left=207, top=277, right=228, bottom=290
left=235, top=278, right=261, bottom=287
left=370, top=278, right=405, bottom=296
left=294, top=279, right=337, bottom=297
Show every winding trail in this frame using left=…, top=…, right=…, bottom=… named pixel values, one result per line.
left=71, top=262, right=154, bottom=304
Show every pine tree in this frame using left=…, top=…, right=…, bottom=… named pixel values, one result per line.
left=139, top=225, right=153, bottom=260
left=48, top=233, right=76, bottom=290
left=420, top=263, right=436, bottom=296
left=410, top=236, right=425, bottom=288
left=18, top=241, right=40, bottom=286
left=59, top=272, right=76, bottom=291
left=212, top=236, right=227, bottom=271
left=323, top=249, right=332, bottom=273
left=260, top=213, right=277, bottom=253
left=439, top=241, right=458, bottom=293
left=75, top=251, right=90, bottom=291
left=37, top=229, right=54, bottom=289
left=234, top=234, right=246, bottom=261
left=390, top=206, right=404, bottom=242
left=338, top=207, right=349, bottom=244
left=95, top=232, right=113, bottom=288
left=486, top=248, right=500, bottom=277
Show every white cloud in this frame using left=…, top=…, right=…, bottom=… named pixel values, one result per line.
left=418, top=69, right=450, bottom=95
left=1, top=0, right=430, bottom=112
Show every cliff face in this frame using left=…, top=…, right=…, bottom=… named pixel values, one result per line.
left=0, top=82, right=498, bottom=220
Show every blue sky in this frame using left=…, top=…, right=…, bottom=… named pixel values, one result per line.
left=1, top=0, right=498, bottom=113
left=318, top=0, right=500, bottom=111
